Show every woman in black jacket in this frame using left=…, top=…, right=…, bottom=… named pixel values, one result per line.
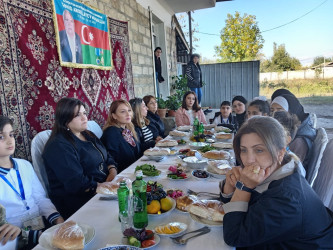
left=186, top=54, right=203, bottom=104
left=129, top=98, right=162, bottom=153
left=220, top=116, right=333, bottom=249
left=43, top=98, right=117, bottom=219
left=101, top=100, right=140, bottom=173
left=143, top=95, right=165, bottom=138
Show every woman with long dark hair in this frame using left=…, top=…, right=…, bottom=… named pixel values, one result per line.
left=43, top=97, right=117, bottom=219
left=129, top=98, right=161, bottom=153
left=101, top=100, right=140, bottom=173
left=186, top=54, right=203, bottom=104
left=175, top=91, right=207, bottom=126
left=143, top=95, right=165, bottom=137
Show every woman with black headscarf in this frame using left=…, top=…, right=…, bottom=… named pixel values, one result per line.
left=232, top=95, right=248, bottom=131
left=271, top=93, right=316, bottom=169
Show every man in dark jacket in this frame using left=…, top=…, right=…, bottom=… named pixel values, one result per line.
left=186, top=54, right=203, bottom=104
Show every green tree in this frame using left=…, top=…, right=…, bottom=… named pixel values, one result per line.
left=215, top=11, right=264, bottom=62
left=261, top=43, right=302, bottom=72
left=312, top=56, right=332, bottom=67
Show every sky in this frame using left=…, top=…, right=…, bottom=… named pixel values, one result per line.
left=186, top=0, right=333, bottom=66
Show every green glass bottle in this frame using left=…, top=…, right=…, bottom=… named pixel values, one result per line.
left=193, top=118, right=199, bottom=136
left=117, top=180, right=130, bottom=218
left=132, top=170, right=148, bottom=229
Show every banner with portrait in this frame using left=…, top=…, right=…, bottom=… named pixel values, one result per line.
left=52, top=0, right=113, bottom=69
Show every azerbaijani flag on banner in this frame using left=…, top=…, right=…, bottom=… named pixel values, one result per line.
left=53, top=0, right=112, bottom=69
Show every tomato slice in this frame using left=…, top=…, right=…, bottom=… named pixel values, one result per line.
left=141, top=239, right=156, bottom=248
left=145, top=230, right=154, bottom=240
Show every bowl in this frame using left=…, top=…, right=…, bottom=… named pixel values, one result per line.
left=183, top=156, right=207, bottom=169
left=191, top=169, right=210, bottom=180
left=148, top=197, right=176, bottom=217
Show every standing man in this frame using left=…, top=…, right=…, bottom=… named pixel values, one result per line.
left=186, top=54, right=203, bottom=104
left=59, top=10, right=83, bottom=63
left=154, top=47, right=164, bottom=98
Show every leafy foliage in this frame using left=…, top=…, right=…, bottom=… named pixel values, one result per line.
left=215, top=12, right=264, bottom=62
left=157, top=97, right=167, bottom=109
left=260, top=43, right=302, bottom=72
left=165, top=75, right=190, bottom=110
left=312, top=56, right=332, bottom=67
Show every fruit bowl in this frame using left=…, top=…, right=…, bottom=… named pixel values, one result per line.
left=148, top=197, right=176, bottom=217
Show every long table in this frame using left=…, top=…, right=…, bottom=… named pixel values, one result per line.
left=35, top=143, right=234, bottom=250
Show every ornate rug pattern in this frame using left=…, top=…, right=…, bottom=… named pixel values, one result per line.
left=0, top=0, right=134, bottom=160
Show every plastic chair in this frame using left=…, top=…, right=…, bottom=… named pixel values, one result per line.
left=305, top=128, right=328, bottom=186
left=31, top=130, right=52, bottom=194
left=87, top=120, right=103, bottom=138
left=312, top=139, right=333, bottom=210
left=309, top=113, right=317, bottom=128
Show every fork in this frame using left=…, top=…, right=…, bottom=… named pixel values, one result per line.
left=187, top=188, right=219, bottom=197
left=172, top=227, right=211, bottom=245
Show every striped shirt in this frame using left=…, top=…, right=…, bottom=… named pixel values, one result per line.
left=141, top=125, right=153, bottom=142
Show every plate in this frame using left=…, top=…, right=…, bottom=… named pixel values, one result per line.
left=211, top=142, right=233, bottom=149
left=189, top=213, right=223, bottom=227
left=145, top=155, right=165, bottom=161
left=154, top=222, right=187, bottom=237
left=39, top=222, right=95, bottom=249
left=121, top=234, right=160, bottom=249
left=205, top=168, right=227, bottom=179
left=100, top=246, right=140, bottom=250
left=148, top=197, right=176, bottom=217
left=177, top=125, right=192, bottom=131
left=167, top=175, right=189, bottom=181
left=189, top=142, right=209, bottom=149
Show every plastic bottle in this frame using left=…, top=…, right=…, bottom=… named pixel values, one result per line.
left=132, top=171, right=148, bottom=229
left=117, top=181, right=131, bottom=232
left=193, top=118, right=199, bottom=136
left=198, top=122, right=205, bottom=142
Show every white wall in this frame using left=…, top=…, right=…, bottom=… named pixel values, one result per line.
left=136, top=0, right=173, bottom=27
left=260, top=68, right=333, bottom=82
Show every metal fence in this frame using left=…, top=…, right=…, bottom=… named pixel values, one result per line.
left=200, top=61, right=260, bottom=108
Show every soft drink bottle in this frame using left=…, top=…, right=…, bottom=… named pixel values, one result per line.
left=132, top=171, right=148, bottom=229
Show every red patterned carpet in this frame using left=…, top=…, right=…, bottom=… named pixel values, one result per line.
left=0, top=0, right=134, bottom=160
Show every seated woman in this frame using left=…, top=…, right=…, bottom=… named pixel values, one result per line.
left=272, top=110, right=306, bottom=176
left=175, top=91, right=207, bottom=126
left=0, top=116, right=64, bottom=249
left=232, top=95, right=247, bottom=130
left=129, top=98, right=162, bottom=153
left=270, top=93, right=316, bottom=167
left=43, top=98, right=117, bottom=219
left=143, top=95, right=165, bottom=137
left=220, top=116, right=333, bottom=248
left=101, top=100, right=140, bottom=173
left=246, top=98, right=270, bottom=119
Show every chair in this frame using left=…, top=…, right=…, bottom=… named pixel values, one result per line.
left=309, top=113, right=317, bottom=128
left=87, top=120, right=103, bottom=138
left=31, top=130, right=52, bottom=194
left=305, top=127, right=328, bottom=186
left=312, top=139, right=333, bottom=210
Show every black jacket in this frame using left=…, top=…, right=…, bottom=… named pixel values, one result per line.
left=42, top=131, right=116, bottom=219
left=186, top=61, right=202, bottom=88
left=221, top=166, right=333, bottom=249
left=154, top=55, right=164, bottom=82
left=147, top=111, right=165, bottom=138
left=101, top=126, right=140, bottom=173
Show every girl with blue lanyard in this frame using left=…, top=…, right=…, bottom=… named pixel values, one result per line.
left=0, top=116, right=64, bottom=249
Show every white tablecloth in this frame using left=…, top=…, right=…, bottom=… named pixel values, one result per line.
left=35, top=143, right=234, bottom=250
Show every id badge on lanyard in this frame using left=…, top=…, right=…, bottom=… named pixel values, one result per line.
left=0, top=160, right=30, bottom=210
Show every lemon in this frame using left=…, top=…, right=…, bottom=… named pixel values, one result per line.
left=160, top=198, right=173, bottom=212
left=147, top=200, right=160, bottom=214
